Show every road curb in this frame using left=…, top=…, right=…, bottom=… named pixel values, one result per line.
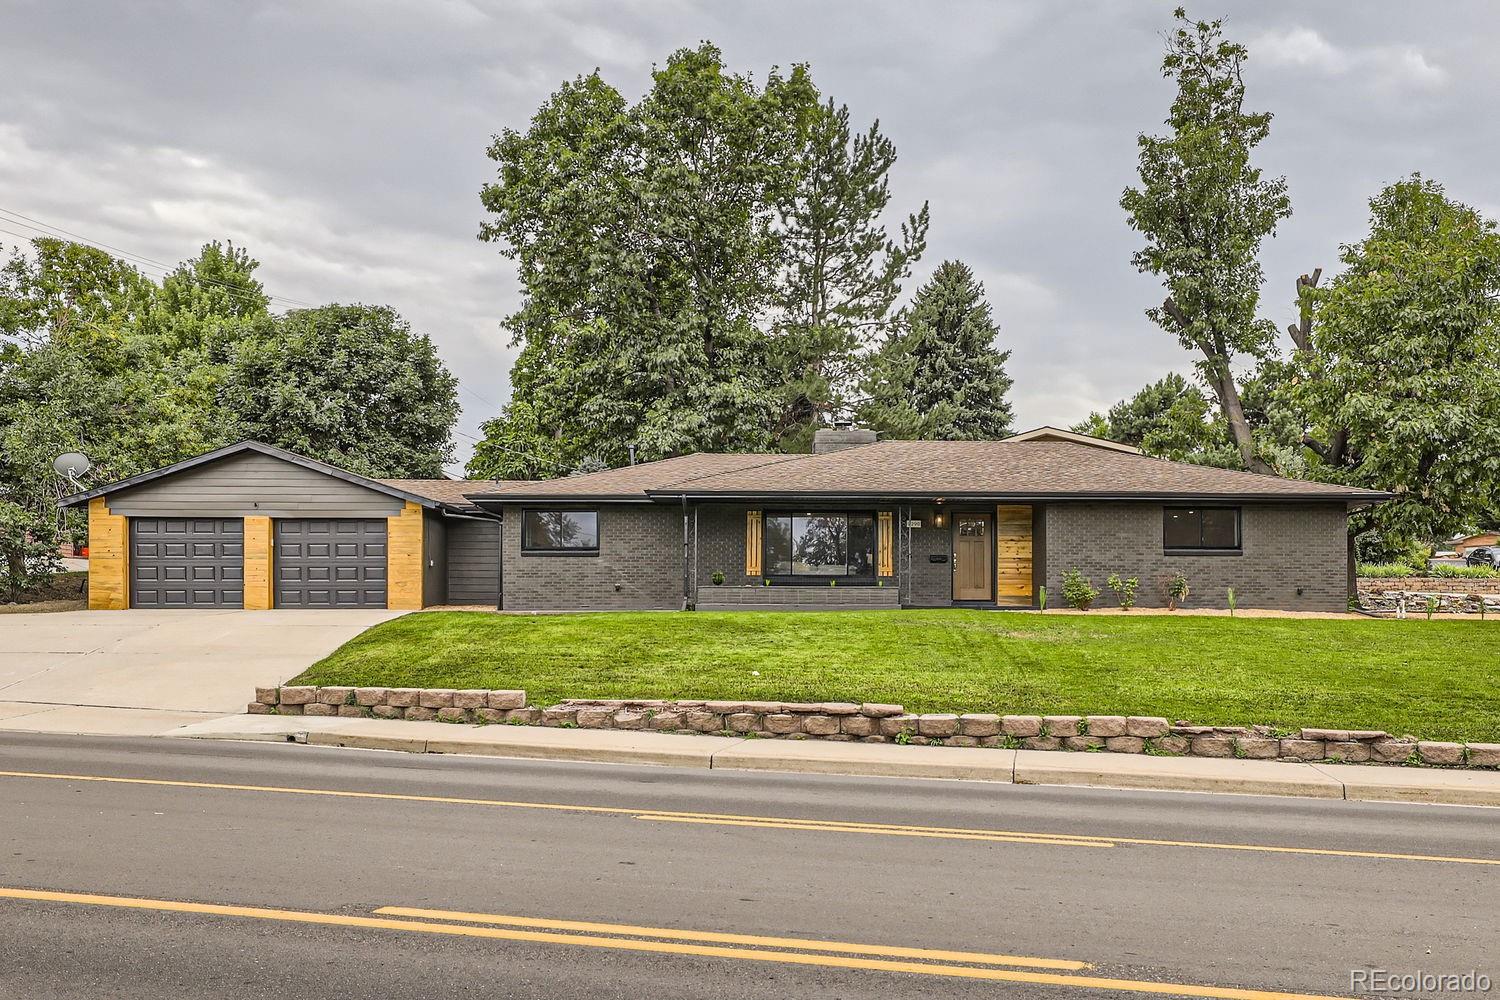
left=164, top=715, right=1500, bottom=807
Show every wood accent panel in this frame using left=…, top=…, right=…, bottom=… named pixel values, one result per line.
left=995, top=504, right=1033, bottom=607
left=387, top=501, right=426, bottom=610
left=243, top=516, right=273, bottom=610
left=877, top=510, right=895, bottom=578
left=87, top=497, right=130, bottom=610
left=745, top=510, right=762, bottom=577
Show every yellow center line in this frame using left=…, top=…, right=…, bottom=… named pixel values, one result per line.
left=372, top=904, right=1089, bottom=970
left=3, top=769, right=1495, bottom=867
left=0, top=886, right=1355, bottom=1000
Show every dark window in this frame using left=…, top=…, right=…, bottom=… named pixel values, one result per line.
left=765, top=513, right=876, bottom=579
left=522, top=510, right=599, bottom=552
left=1164, top=507, right=1241, bottom=551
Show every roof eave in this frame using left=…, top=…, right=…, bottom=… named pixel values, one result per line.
left=58, top=440, right=444, bottom=511
left=644, top=489, right=1392, bottom=503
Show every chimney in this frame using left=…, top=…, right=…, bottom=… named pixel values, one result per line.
left=813, top=425, right=878, bottom=455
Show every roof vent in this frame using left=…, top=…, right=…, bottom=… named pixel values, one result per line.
left=813, top=426, right=878, bottom=455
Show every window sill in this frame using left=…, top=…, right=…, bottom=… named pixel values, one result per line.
left=760, top=578, right=883, bottom=588
left=1164, top=548, right=1243, bottom=557
left=520, top=549, right=600, bottom=557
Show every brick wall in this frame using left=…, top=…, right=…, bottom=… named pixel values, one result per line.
left=1044, top=502, right=1349, bottom=612
left=500, top=503, right=683, bottom=611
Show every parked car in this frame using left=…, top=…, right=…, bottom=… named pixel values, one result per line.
left=1466, top=546, right=1498, bottom=567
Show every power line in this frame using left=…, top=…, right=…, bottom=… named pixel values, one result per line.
left=0, top=207, right=319, bottom=310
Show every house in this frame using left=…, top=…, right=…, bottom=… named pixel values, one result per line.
left=61, top=429, right=1388, bottom=613
left=1452, top=532, right=1500, bottom=557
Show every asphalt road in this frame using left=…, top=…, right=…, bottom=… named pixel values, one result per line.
left=0, top=732, right=1495, bottom=1000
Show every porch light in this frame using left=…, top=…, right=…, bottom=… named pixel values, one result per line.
left=932, top=511, right=945, bottom=529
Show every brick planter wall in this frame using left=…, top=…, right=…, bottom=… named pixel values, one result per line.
left=248, top=687, right=1500, bottom=770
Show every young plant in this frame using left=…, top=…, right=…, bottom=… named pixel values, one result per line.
left=1061, top=569, right=1099, bottom=610
left=1162, top=572, right=1190, bottom=610
left=1226, top=587, right=1236, bottom=616
left=1038, top=585, right=1047, bottom=611
left=711, top=570, right=725, bottom=586
left=1106, top=574, right=1139, bottom=610
left=1425, top=596, right=1438, bottom=620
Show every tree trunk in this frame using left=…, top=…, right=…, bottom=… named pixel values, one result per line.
left=1211, top=366, right=1274, bottom=475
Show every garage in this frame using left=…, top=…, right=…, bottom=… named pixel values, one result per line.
left=274, top=519, right=388, bottom=608
left=63, top=440, right=505, bottom=612
left=130, top=518, right=245, bottom=608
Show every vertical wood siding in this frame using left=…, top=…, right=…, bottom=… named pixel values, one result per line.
left=387, top=501, right=425, bottom=610
left=744, top=510, right=762, bottom=577
left=877, top=510, right=895, bottom=578
left=243, top=516, right=274, bottom=609
left=87, top=497, right=130, bottom=610
left=995, top=504, right=1033, bottom=607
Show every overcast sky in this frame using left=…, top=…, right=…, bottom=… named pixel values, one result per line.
left=3, top=1, right=1496, bottom=471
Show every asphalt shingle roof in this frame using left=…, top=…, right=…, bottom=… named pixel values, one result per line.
left=472, top=440, right=1388, bottom=503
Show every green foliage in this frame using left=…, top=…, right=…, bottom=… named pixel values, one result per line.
left=711, top=570, right=725, bottom=586
left=858, top=260, right=1014, bottom=439
left=1226, top=586, right=1236, bottom=616
left=475, top=43, right=929, bottom=470
left=1038, top=585, right=1047, bottom=611
left=1061, top=569, right=1099, bottom=611
left=1358, top=563, right=1500, bottom=580
left=1121, top=8, right=1290, bottom=473
left=220, top=305, right=458, bottom=478
left=1071, top=372, right=1237, bottom=466
left=1106, top=574, right=1140, bottom=610
left=771, top=99, right=928, bottom=448
left=0, top=499, right=61, bottom=602
left=1425, top=596, right=1438, bottom=621
left=1162, top=572, right=1191, bottom=609
left=1292, top=175, right=1500, bottom=550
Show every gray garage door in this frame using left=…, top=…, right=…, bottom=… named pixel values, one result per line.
left=130, top=518, right=244, bottom=608
left=274, top=519, right=388, bottom=608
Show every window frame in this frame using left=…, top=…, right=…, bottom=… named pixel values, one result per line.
left=762, top=509, right=879, bottom=584
left=1163, top=505, right=1243, bottom=555
left=519, top=508, right=601, bottom=556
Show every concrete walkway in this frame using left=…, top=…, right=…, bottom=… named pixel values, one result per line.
left=169, top=713, right=1500, bottom=808
left=0, top=609, right=399, bottom=735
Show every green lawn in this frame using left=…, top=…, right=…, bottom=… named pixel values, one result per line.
left=293, top=610, right=1500, bottom=743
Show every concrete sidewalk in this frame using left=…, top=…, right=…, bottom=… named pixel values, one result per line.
left=168, top=714, right=1500, bottom=808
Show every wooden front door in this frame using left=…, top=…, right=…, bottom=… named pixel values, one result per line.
left=952, top=513, right=993, bottom=601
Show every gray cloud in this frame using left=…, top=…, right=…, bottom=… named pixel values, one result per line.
left=3, top=1, right=1496, bottom=470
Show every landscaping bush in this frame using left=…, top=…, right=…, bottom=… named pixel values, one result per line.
left=1106, top=574, right=1139, bottom=610
left=1061, top=569, right=1099, bottom=610
left=1160, top=572, right=1190, bottom=610
left=1359, top=562, right=1500, bottom=579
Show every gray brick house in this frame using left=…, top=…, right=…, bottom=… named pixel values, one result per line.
left=63, top=428, right=1386, bottom=613
left=470, top=427, right=1387, bottom=614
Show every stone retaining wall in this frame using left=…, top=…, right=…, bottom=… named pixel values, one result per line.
left=1357, top=579, right=1500, bottom=615
left=248, top=687, right=1499, bottom=770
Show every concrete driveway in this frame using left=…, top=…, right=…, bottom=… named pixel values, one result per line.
left=0, top=609, right=400, bottom=736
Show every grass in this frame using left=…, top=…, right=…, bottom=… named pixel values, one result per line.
left=293, top=609, right=1500, bottom=743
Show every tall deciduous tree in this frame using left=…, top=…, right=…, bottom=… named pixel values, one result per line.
left=1121, top=8, right=1290, bottom=474
left=858, top=260, right=1013, bottom=440
left=1071, top=372, right=1237, bottom=465
left=221, top=304, right=458, bottom=478
left=772, top=99, right=928, bottom=449
left=475, top=44, right=820, bottom=472
left=1292, top=176, right=1500, bottom=550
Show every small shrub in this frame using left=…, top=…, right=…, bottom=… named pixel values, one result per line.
left=1425, top=596, right=1438, bottom=620
left=1061, top=569, right=1099, bottom=610
left=1106, top=574, right=1139, bottom=610
left=1162, top=572, right=1190, bottom=610
left=1226, top=587, right=1236, bottom=616
left=1358, top=562, right=1500, bottom=580
left=1038, top=585, right=1047, bottom=611
left=711, top=570, right=724, bottom=586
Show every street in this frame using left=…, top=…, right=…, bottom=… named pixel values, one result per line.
left=1, top=732, right=1495, bottom=999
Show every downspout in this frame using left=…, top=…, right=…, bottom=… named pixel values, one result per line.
left=693, top=505, right=699, bottom=610
left=681, top=495, right=690, bottom=611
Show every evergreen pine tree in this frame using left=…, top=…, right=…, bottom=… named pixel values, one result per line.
left=857, top=260, right=1014, bottom=440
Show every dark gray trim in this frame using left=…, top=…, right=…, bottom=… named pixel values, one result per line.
left=59, top=440, right=454, bottom=512
left=647, top=490, right=1391, bottom=503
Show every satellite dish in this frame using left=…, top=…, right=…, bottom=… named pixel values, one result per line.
left=53, top=452, right=92, bottom=479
